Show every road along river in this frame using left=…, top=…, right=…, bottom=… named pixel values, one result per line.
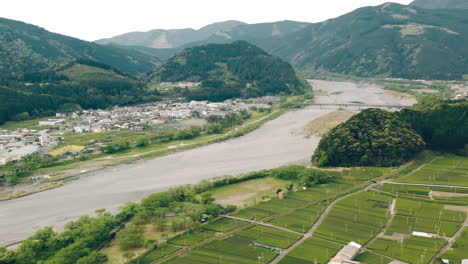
left=0, top=80, right=415, bottom=247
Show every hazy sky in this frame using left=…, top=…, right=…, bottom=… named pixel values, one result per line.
left=1, top=0, right=413, bottom=41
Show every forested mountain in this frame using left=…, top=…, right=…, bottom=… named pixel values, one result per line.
left=268, top=3, right=468, bottom=80
left=0, top=60, right=159, bottom=124
left=96, top=21, right=246, bottom=49
left=0, top=17, right=161, bottom=77
left=312, top=109, right=426, bottom=167
left=149, top=41, right=310, bottom=101
left=410, top=0, right=468, bottom=9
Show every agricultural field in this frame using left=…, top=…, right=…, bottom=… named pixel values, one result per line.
left=267, top=203, right=327, bottom=233
left=164, top=235, right=278, bottom=264
left=314, top=191, right=393, bottom=245
left=277, top=237, right=342, bottom=264
left=168, top=230, right=216, bottom=246
left=368, top=236, right=447, bottom=264
left=235, top=225, right=302, bottom=249
left=131, top=244, right=181, bottom=264
left=442, top=227, right=468, bottom=263
left=388, top=198, right=466, bottom=236
left=396, top=155, right=468, bottom=187
left=232, top=181, right=352, bottom=221
left=378, top=184, right=468, bottom=205
left=202, top=218, right=249, bottom=232
left=354, top=251, right=392, bottom=264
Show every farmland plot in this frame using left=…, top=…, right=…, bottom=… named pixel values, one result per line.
left=267, top=203, right=327, bottom=233
left=396, top=155, right=468, bottom=186
left=277, top=237, right=342, bottom=264
left=202, top=218, right=249, bottom=232
left=368, top=236, right=446, bottom=264
left=442, top=227, right=468, bottom=263
left=313, top=191, right=393, bottom=244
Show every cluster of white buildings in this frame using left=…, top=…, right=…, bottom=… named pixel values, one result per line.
left=55, top=97, right=278, bottom=133
left=452, top=85, right=468, bottom=100
left=0, top=129, right=60, bottom=165
left=0, top=97, right=278, bottom=166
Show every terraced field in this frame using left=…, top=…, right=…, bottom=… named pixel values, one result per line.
left=368, top=236, right=447, bottom=264
left=277, top=237, right=342, bottom=264
left=388, top=198, right=466, bottom=236
left=396, top=155, right=468, bottom=186
left=313, top=191, right=393, bottom=245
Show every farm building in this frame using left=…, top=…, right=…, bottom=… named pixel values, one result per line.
left=327, top=241, right=362, bottom=264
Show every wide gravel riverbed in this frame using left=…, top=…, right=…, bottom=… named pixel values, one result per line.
left=0, top=80, right=414, bottom=246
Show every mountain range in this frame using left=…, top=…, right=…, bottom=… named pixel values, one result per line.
left=0, top=17, right=161, bottom=77
left=410, top=0, right=468, bottom=9
left=97, top=3, right=468, bottom=80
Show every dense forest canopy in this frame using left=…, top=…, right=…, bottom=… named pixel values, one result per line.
left=150, top=41, right=310, bottom=101
left=399, top=100, right=468, bottom=151
left=312, top=109, right=426, bottom=167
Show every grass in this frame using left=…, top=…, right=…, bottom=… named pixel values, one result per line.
left=368, top=236, right=447, bottom=264
left=314, top=191, right=393, bottom=245
left=396, top=155, right=468, bottom=187
left=442, top=226, right=468, bottom=263
left=277, top=237, right=342, bottom=264
left=202, top=218, right=249, bottom=232
left=0, top=117, right=50, bottom=130
left=235, top=225, right=302, bottom=249
left=388, top=198, right=466, bottom=237
left=211, top=177, right=291, bottom=206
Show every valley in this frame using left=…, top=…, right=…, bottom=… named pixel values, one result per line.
left=0, top=79, right=409, bottom=248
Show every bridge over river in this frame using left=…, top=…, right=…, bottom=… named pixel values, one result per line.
left=303, top=103, right=409, bottom=110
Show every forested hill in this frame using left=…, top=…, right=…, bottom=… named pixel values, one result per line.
left=149, top=41, right=310, bottom=101
left=269, top=3, right=468, bottom=80
left=0, top=60, right=159, bottom=125
left=410, top=0, right=468, bottom=9
left=0, top=17, right=161, bottom=77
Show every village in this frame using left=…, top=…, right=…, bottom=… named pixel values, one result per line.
left=0, top=96, right=279, bottom=165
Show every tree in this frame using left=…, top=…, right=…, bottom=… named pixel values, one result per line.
left=152, top=218, right=167, bottom=231
left=122, top=252, right=136, bottom=263
left=75, top=252, right=108, bottom=264
left=199, top=191, right=215, bottom=204
left=116, top=224, right=144, bottom=249
left=136, top=137, right=149, bottom=148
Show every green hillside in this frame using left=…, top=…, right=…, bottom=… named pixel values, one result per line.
left=0, top=60, right=159, bottom=125
left=0, top=17, right=161, bottom=77
left=270, top=3, right=468, bottom=80
left=312, top=108, right=426, bottom=167
left=149, top=41, right=310, bottom=101
left=410, top=0, right=468, bottom=9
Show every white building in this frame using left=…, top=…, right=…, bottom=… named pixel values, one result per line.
left=328, top=242, right=362, bottom=264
